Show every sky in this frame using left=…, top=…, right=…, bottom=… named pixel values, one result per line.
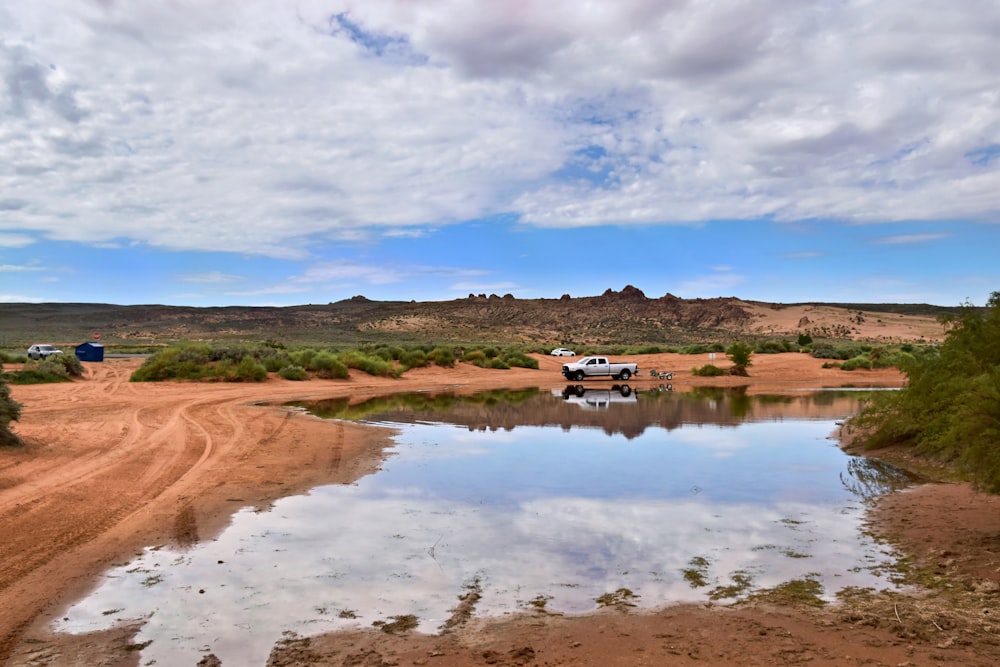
left=1, top=1, right=999, bottom=308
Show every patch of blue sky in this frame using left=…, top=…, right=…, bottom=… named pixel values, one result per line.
left=552, top=145, right=616, bottom=187
left=329, top=12, right=427, bottom=64
left=966, top=144, right=1000, bottom=167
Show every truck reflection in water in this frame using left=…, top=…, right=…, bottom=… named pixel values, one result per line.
left=557, top=383, right=639, bottom=409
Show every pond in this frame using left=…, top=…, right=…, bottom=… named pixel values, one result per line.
left=55, top=385, right=913, bottom=665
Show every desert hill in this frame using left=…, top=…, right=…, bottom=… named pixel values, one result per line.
left=0, top=286, right=954, bottom=348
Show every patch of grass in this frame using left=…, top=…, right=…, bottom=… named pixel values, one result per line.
left=373, top=614, right=419, bottom=634
left=595, top=588, right=639, bottom=608
left=141, top=574, right=163, bottom=588
left=750, top=575, right=826, bottom=607
left=682, top=556, right=711, bottom=588
left=708, top=570, right=754, bottom=600
left=527, top=594, right=552, bottom=610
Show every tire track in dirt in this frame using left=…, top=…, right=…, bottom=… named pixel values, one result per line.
left=0, top=364, right=252, bottom=660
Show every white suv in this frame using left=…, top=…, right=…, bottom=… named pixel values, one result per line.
left=27, top=344, right=63, bottom=360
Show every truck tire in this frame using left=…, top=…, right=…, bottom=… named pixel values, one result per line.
left=618, top=369, right=631, bottom=381
left=573, top=370, right=585, bottom=381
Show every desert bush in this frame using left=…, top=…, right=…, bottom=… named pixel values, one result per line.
left=231, top=357, right=267, bottom=381
left=4, top=355, right=78, bottom=384
left=259, top=349, right=294, bottom=372
left=692, top=364, right=725, bottom=377
left=398, top=349, right=428, bottom=369
left=278, top=365, right=309, bottom=381
left=428, top=346, right=456, bottom=368
left=810, top=343, right=840, bottom=359
left=339, top=350, right=399, bottom=377
left=290, top=348, right=317, bottom=369
left=502, top=351, right=538, bottom=369
left=755, top=340, right=795, bottom=354
left=462, top=350, right=487, bottom=365
left=309, top=351, right=350, bottom=379
left=132, top=347, right=203, bottom=381
left=0, top=376, right=22, bottom=447
left=680, top=343, right=726, bottom=355
left=840, top=356, right=872, bottom=371
left=50, top=353, right=84, bottom=377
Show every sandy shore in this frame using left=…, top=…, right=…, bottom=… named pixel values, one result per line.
left=2, top=353, right=998, bottom=666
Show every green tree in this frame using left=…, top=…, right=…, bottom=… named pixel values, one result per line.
left=853, top=291, right=1000, bottom=493
left=1, top=375, right=23, bottom=447
left=726, top=342, right=754, bottom=376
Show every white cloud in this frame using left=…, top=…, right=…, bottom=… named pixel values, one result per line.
left=0, top=263, right=44, bottom=272
left=0, top=233, right=35, bottom=248
left=2, top=1, right=998, bottom=259
left=450, top=281, right=519, bottom=294
left=176, top=271, right=244, bottom=284
left=872, top=233, right=950, bottom=245
left=678, top=266, right=747, bottom=297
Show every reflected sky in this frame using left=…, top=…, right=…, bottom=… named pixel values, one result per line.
left=55, top=389, right=907, bottom=666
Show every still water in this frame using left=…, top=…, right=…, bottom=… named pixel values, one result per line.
left=56, top=386, right=911, bottom=665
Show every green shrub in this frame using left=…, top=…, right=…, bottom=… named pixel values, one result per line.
left=810, top=343, right=840, bottom=359
left=692, top=364, right=725, bottom=377
left=260, top=349, right=294, bottom=372
left=840, top=356, right=872, bottom=371
left=502, top=352, right=538, bottom=370
left=310, top=351, right=350, bottom=379
left=278, top=365, right=309, bottom=381
left=339, top=350, right=399, bottom=377
left=232, top=357, right=267, bottom=381
left=399, top=349, right=428, bottom=369
left=0, top=376, right=22, bottom=447
left=290, top=348, right=317, bottom=369
left=726, top=342, right=754, bottom=376
left=755, top=340, right=794, bottom=354
left=51, top=353, right=84, bottom=377
left=428, top=347, right=456, bottom=368
left=462, top=350, right=487, bottom=365
left=132, top=347, right=203, bottom=381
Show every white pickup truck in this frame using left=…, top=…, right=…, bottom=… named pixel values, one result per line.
left=561, top=356, right=639, bottom=382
